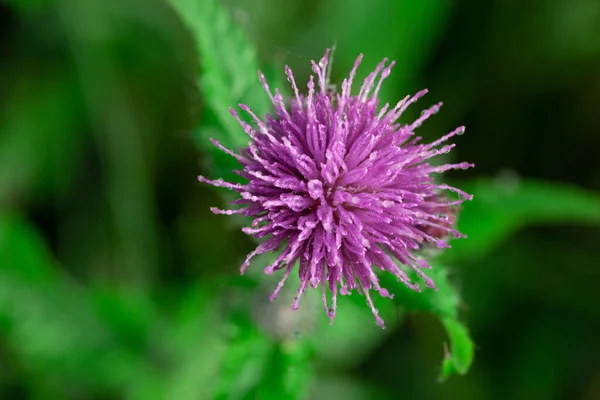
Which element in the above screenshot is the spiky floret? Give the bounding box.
[199,49,473,327]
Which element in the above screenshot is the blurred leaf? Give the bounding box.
[0,73,83,205]
[55,0,187,283]
[4,0,51,12]
[307,289,400,368]
[168,0,271,179]
[159,284,228,400]
[253,345,288,399]
[213,314,272,400]
[250,341,312,400]
[91,286,159,353]
[445,178,600,262]
[280,339,313,400]
[301,0,453,103]
[216,273,313,400]
[0,213,153,395]
[310,374,384,400]
[484,0,600,89]
[160,281,312,400]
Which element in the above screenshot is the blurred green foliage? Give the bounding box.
[0,0,599,399]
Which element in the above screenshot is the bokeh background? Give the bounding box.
[1,0,599,399]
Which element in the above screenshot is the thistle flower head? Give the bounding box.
[199,49,474,328]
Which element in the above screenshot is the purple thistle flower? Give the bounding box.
[199,49,474,328]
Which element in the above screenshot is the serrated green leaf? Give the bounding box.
[168,0,270,177]
[381,260,473,379]
[445,178,600,262]
[439,317,474,380]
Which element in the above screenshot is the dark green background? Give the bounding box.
[0,0,599,399]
